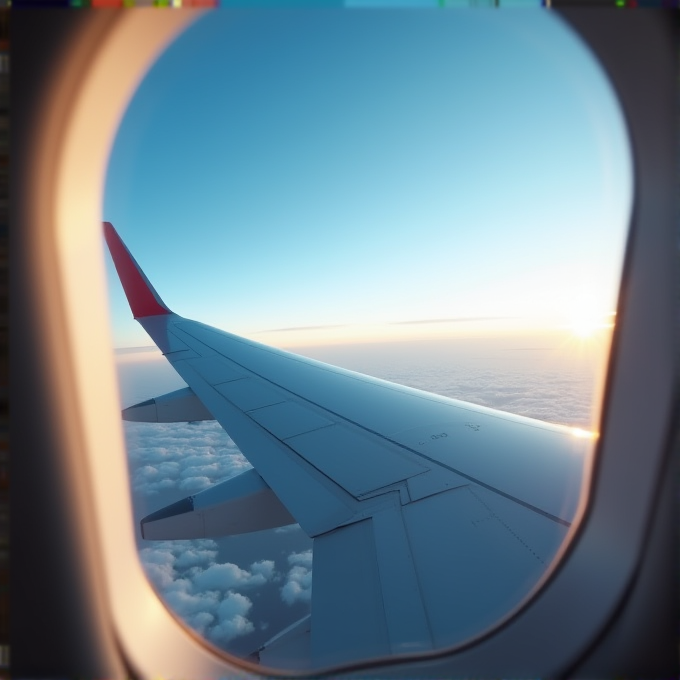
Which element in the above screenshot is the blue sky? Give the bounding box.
[104,9,631,350]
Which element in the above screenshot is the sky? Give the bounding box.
[104,8,631,350]
[104,7,632,668]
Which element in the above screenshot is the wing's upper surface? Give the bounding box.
[106,223,589,669]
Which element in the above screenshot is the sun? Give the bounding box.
[570,316,602,339]
[568,310,616,339]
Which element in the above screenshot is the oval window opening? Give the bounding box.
[105,7,632,672]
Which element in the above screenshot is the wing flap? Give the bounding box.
[141,468,296,540]
[306,483,570,666]
[311,519,391,667]
[123,387,215,423]
[371,506,432,654]
[257,615,312,670]
[402,484,568,648]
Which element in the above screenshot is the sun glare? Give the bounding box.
[568,310,616,339]
[571,427,599,440]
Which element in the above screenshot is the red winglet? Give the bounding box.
[103,222,172,318]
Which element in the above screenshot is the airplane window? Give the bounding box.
[104,8,631,671]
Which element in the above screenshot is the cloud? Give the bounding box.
[139,539,276,644]
[115,345,159,355]
[125,421,309,650]
[429,368,594,426]
[281,566,312,605]
[209,593,255,644]
[281,550,313,605]
[125,420,251,496]
[287,550,312,568]
[255,324,346,333]
[287,337,599,428]
[174,546,219,570]
[390,316,511,326]
[250,560,276,580]
[373,361,594,427]
[178,476,213,492]
[193,562,268,592]
[184,610,215,636]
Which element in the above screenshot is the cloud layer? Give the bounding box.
[125,419,312,651]
[139,538,276,645]
[281,550,313,605]
[293,338,602,428]
[124,420,251,496]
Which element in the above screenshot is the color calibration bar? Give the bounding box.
[10,0,680,7]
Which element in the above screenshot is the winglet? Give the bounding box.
[103,222,172,318]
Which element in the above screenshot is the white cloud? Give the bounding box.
[125,420,251,496]
[250,560,276,580]
[281,551,313,605]
[395,364,594,427]
[142,558,177,591]
[298,340,599,428]
[178,476,213,492]
[193,562,267,592]
[287,550,312,568]
[185,611,215,636]
[138,538,276,644]
[281,566,312,605]
[174,546,218,570]
[164,582,221,618]
[125,423,292,648]
[204,593,256,644]
[218,591,253,621]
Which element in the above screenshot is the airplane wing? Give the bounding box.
[105,222,590,669]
